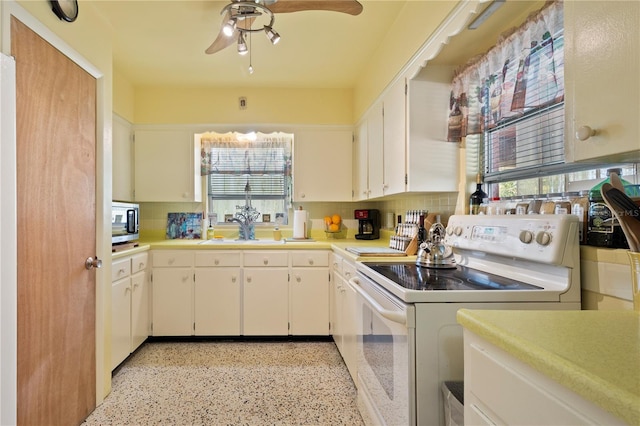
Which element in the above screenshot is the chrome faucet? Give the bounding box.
[227,179,260,240]
[227,215,256,240]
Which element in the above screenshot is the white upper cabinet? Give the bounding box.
[353,119,369,201]
[564,1,640,163]
[293,129,353,202]
[112,114,134,201]
[133,129,202,202]
[407,66,459,192]
[367,101,385,199]
[382,78,407,196]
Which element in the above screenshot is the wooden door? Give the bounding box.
[12,17,97,425]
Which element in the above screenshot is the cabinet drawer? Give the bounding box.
[131,252,148,274]
[332,253,344,275]
[291,251,330,267]
[342,260,357,281]
[243,251,288,267]
[112,258,131,282]
[195,251,241,267]
[152,251,194,267]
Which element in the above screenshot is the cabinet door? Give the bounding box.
[194,267,241,335]
[243,268,289,335]
[367,101,384,199]
[112,114,134,202]
[111,277,131,369]
[134,129,202,202]
[290,268,329,335]
[151,267,193,336]
[407,67,459,192]
[293,129,353,202]
[331,272,345,352]
[342,272,359,384]
[383,78,407,196]
[353,119,369,201]
[130,270,149,350]
[564,1,640,162]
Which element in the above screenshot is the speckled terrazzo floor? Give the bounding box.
[83,340,363,425]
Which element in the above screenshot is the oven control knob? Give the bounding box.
[454,226,463,236]
[446,226,453,236]
[536,231,552,246]
[519,230,534,244]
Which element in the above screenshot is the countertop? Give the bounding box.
[112,237,416,263]
[457,309,640,425]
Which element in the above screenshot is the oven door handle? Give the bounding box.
[349,277,407,326]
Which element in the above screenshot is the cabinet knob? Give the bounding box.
[308,259,314,265]
[139,262,145,269]
[300,193,306,198]
[247,276,252,283]
[214,259,220,265]
[576,125,597,141]
[231,276,237,283]
[263,258,269,265]
[296,275,302,283]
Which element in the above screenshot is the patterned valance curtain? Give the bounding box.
[200,131,293,177]
[447,0,564,142]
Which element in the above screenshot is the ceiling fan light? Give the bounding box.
[237,34,248,55]
[222,18,236,37]
[265,26,280,45]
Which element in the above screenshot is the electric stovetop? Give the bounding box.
[361,262,542,291]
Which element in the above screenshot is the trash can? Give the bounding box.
[442,381,464,426]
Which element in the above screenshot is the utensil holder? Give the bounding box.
[628,251,640,311]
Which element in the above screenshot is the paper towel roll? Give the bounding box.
[293,209,307,239]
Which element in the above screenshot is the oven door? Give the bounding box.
[351,272,416,426]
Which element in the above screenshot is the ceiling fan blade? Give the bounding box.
[205,11,256,54]
[205,11,235,54]
[267,0,363,16]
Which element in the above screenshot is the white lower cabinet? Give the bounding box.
[290,251,330,335]
[463,329,625,425]
[330,253,358,383]
[244,267,289,335]
[194,251,242,335]
[152,267,194,336]
[151,249,330,337]
[111,252,149,370]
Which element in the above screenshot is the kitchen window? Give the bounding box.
[448,1,588,195]
[199,132,293,225]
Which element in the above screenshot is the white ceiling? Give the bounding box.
[91,1,544,89]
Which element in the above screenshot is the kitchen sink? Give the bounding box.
[198,239,285,245]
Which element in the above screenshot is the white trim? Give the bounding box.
[0,51,17,426]
[1,0,110,413]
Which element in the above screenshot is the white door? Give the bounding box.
[290,268,329,335]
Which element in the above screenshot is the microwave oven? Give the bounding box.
[112,201,139,244]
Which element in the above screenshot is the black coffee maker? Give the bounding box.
[355,209,381,240]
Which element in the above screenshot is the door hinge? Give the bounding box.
[405,174,408,184]
[405,82,408,95]
[193,322,196,332]
[150,272,153,283]
[288,273,290,282]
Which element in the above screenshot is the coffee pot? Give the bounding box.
[416,222,456,268]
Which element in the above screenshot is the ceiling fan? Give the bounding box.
[205,0,363,55]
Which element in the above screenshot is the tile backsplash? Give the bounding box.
[139,192,460,237]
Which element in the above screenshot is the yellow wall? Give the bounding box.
[353,1,458,120]
[113,66,135,122]
[133,86,353,125]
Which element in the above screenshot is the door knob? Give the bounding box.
[85,256,102,270]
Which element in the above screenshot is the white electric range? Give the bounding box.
[350,214,581,426]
